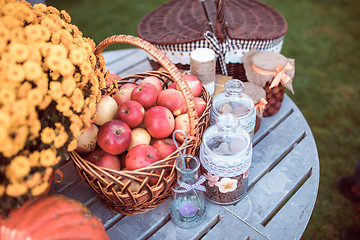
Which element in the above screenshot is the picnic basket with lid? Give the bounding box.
[137,0,288,82]
[69,35,212,215]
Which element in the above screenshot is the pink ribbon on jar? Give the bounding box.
[254,98,268,115]
[252,62,294,89]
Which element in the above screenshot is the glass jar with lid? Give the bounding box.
[210,79,256,136]
[199,113,252,205]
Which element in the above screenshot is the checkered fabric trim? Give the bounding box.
[152,33,285,75]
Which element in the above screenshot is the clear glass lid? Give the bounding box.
[212,79,255,118]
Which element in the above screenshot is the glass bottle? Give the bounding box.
[169,154,206,228]
[200,113,252,205]
[210,79,256,136]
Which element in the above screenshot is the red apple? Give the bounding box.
[86,149,121,170]
[94,95,118,126]
[144,106,175,138]
[174,114,190,143]
[97,120,132,155]
[128,127,151,150]
[131,82,158,110]
[194,96,207,117]
[142,76,163,92]
[152,138,179,160]
[112,83,137,106]
[177,74,203,97]
[117,100,145,128]
[126,144,160,170]
[168,82,177,89]
[157,89,187,116]
[75,123,98,153]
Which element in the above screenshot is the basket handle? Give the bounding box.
[203,0,227,43]
[215,0,227,42]
[94,35,199,137]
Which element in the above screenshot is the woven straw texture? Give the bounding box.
[137,0,288,81]
[70,35,212,215]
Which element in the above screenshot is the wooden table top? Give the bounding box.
[51,48,319,240]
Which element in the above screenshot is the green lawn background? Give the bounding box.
[46,0,360,239]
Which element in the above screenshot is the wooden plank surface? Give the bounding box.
[51,49,319,240]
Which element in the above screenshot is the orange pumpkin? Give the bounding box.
[0,195,109,240]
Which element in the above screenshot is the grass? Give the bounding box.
[46,0,360,239]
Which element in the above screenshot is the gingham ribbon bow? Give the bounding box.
[204,31,234,76]
[173,175,206,193]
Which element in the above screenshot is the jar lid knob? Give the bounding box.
[216,113,239,132]
[225,79,244,96]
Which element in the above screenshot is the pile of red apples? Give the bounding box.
[75,74,207,182]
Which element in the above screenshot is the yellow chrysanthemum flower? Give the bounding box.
[62,76,76,96]
[49,44,67,59]
[24,25,45,42]
[69,48,85,65]
[9,27,25,42]
[60,10,71,22]
[80,61,92,75]
[17,82,32,98]
[67,139,78,152]
[6,63,25,82]
[56,96,72,113]
[58,59,75,76]
[26,172,42,189]
[38,95,52,110]
[49,81,63,100]
[41,127,56,144]
[31,181,49,196]
[27,114,41,140]
[6,182,28,197]
[40,148,58,167]
[24,60,43,81]
[45,55,61,71]
[6,156,31,181]
[71,88,84,112]
[28,150,40,167]
[9,42,29,63]
[0,89,16,105]
[27,88,44,106]
[54,130,68,149]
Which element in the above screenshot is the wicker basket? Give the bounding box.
[137,0,288,81]
[69,35,212,215]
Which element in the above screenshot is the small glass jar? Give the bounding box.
[169,154,206,228]
[200,113,252,205]
[210,79,256,136]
